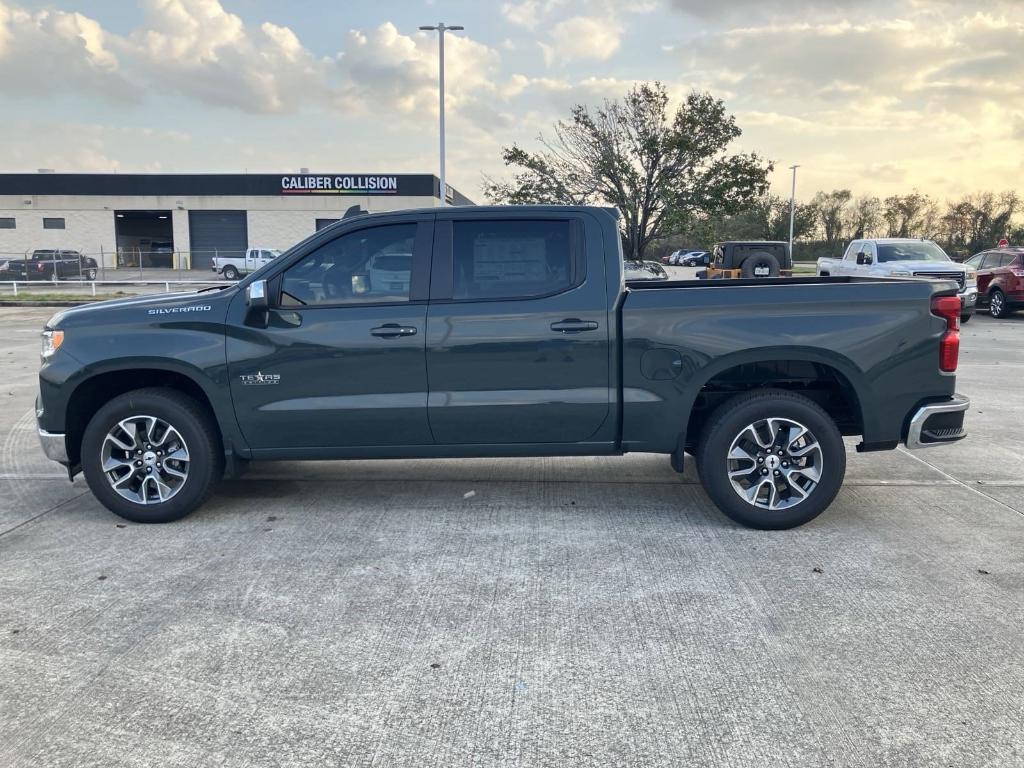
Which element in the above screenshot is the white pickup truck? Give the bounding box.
[211,248,282,280]
[817,238,978,322]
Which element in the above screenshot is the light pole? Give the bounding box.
[419,22,463,206]
[788,164,800,256]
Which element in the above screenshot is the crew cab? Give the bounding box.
[36,206,969,530]
[817,238,977,322]
[211,247,282,280]
[1,250,98,281]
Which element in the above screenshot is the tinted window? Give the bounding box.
[452,219,573,300]
[964,253,984,268]
[280,223,415,307]
[43,218,65,230]
[877,242,949,263]
[978,253,998,269]
[0,218,14,229]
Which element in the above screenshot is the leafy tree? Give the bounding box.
[941,192,1019,255]
[846,196,883,240]
[811,189,851,251]
[748,194,818,241]
[883,192,939,239]
[483,82,773,260]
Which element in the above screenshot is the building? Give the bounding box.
[0,172,472,270]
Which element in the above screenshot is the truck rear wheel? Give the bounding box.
[696,389,846,529]
[81,388,223,523]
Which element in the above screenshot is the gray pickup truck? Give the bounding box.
[36,206,968,529]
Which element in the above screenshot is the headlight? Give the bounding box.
[890,270,912,277]
[965,267,977,279]
[41,329,64,361]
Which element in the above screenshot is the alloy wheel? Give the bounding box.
[100,415,190,504]
[991,292,1005,317]
[726,417,823,511]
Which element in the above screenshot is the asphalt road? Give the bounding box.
[1,305,1022,767]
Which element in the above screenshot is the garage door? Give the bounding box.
[188,211,247,269]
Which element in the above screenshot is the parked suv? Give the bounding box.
[963,247,1024,318]
[817,239,977,322]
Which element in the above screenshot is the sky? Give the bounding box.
[0,0,1021,202]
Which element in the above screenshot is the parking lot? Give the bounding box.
[1,304,1022,767]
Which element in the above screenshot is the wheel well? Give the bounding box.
[65,370,217,466]
[684,360,862,451]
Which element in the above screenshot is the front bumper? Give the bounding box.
[37,428,69,464]
[904,394,969,449]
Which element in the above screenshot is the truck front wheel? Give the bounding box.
[696,389,846,529]
[222,265,239,280]
[81,388,223,523]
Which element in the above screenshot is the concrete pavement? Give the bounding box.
[0,305,1022,767]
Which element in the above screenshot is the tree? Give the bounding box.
[846,196,882,240]
[483,82,773,260]
[941,192,1019,255]
[748,194,818,241]
[812,189,851,252]
[883,192,938,238]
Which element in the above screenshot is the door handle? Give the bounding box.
[370,324,418,338]
[550,319,599,333]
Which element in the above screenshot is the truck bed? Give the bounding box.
[619,274,958,454]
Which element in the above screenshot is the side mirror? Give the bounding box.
[856,252,873,265]
[701,253,711,265]
[351,274,369,295]
[246,279,268,309]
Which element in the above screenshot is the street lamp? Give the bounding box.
[788,164,800,256]
[419,22,464,206]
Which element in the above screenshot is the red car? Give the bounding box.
[964,247,1024,318]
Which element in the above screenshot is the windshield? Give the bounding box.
[877,242,950,263]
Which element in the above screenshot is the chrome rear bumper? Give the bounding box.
[905,395,969,449]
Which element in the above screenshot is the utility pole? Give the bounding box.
[419,22,464,206]
[788,164,800,256]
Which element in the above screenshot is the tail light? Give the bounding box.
[931,295,960,373]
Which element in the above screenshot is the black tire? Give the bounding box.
[960,313,971,324]
[81,388,223,523]
[740,252,781,278]
[85,268,97,281]
[696,389,846,530]
[989,289,1007,318]
[223,265,239,281]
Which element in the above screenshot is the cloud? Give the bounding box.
[334,22,501,125]
[123,0,328,113]
[0,2,136,100]
[543,16,621,64]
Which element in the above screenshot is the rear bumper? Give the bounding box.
[904,394,969,449]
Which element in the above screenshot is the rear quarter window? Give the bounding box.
[451,219,576,301]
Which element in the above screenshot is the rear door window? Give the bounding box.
[451,219,575,300]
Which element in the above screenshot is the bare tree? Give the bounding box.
[483,82,772,260]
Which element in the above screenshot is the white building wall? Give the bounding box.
[0,207,116,264]
[0,193,441,269]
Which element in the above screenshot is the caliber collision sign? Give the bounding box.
[280,175,400,195]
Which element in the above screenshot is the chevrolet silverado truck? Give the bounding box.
[817,238,977,322]
[36,206,969,530]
